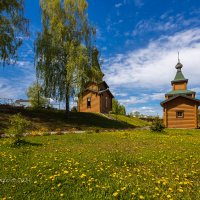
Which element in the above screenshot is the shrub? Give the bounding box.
[71,106,77,112]
[150,117,165,132]
[5,113,31,141]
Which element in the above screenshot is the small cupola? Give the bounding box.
[171,62,188,85]
[171,54,188,87]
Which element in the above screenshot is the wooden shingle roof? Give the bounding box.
[161,94,200,107]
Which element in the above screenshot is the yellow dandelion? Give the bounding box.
[178,188,183,193]
[139,195,145,199]
[168,188,173,192]
[60,194,64,197]
[57,183,61,187]
[80,173,86,178]
[113,192,119,197]
[167,195,171,198]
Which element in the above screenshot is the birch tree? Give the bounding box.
[35,0,102,113]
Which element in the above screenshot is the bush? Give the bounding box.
[150,117,165,132]
[5,113,31,141]
[71,106,77,112]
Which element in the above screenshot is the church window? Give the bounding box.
[87,97,91,108]
[176,111,184,118]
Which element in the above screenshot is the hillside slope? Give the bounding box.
[110,114,150,127]
[0,108,140,133]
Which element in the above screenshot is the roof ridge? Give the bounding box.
[161,94,200,106]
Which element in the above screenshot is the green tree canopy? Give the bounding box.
[35,0,102,113]
[27,82,49,108]
[0,0,29,65]
[112,99,126,115]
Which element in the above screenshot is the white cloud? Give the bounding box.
[132,19,176,36]
[133,0,144,8]
[150,93,165,100]
[115,3,123,8]
[131,106,160,116]
[96,27,105,41]
[114,92,128,97]
[132,14,200,36]
[191,87,200,93]
[118,92,165,107]
[0,60,35,100]
[119,95,148,105]
[104,28,200,91]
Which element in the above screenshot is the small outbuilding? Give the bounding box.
[78,81,114,113]
[161,61,200,128]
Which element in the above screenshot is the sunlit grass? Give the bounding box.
[0,129,200,199]
[110,114,150,127]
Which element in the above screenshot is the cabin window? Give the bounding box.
[87,97,91,108]
[105,97,108,108]
[176,111,184,118]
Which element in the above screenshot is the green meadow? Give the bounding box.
[0,129,199,200]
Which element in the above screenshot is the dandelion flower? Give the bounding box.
[80,174,86,178]
[113,192,118,197]
[178,188,183,193]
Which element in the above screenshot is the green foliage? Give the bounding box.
[112,99,126,115]
[35,0,102,112]
[27,82,49,108]
[150,117,165,132]
[130,111,141,118]
[0,0,29,64]
[71,106,77,112]
[5,113,31,141]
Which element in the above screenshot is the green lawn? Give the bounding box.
[0,129,200,199]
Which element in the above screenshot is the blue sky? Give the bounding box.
[1,0,200,115]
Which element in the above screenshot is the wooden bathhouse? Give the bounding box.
[78,81,114,113]
[161,60,200,128]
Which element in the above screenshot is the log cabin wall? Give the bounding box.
[173,82,187,90]
[166,97,198,128]
[100,92,112,113]
[78,91,100,113]
[99,83,107,91]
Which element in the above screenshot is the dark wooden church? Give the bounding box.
[161,59,200,128]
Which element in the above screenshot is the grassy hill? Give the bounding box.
[1,129,200,199]
[110,114,150,127]
[0,108,149,134]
